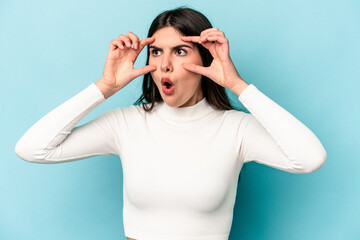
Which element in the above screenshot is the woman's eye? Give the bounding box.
[176,49,187,56]
[150,49,187,57]
[151,49,161,56]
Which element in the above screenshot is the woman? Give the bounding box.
[15,7,327,240]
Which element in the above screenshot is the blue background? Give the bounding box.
[1,0,359,239]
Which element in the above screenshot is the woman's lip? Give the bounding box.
[161,77,174,85]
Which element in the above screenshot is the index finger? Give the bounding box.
[181,27,219,42]
[138,37,156,51]
[180,36,201,43]
[200,27,219,36]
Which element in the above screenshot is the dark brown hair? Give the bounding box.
[133,6,240,112]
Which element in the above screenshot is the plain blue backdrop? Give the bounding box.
[1,0,359,239]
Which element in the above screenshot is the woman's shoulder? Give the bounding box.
[221,107,252,124]
[113,101,155,117]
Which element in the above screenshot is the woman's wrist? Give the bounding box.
[94,79,121,99]
[229,78,249,96]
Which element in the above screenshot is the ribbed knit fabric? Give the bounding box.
[15,83,327,240]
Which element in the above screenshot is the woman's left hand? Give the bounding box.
[181,27,245,91]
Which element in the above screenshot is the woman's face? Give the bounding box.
[149,26,204,108]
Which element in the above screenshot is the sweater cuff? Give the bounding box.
[88,82,106,103]
[238,84,257,102]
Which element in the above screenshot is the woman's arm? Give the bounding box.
[237,84,327,174]
[14,83,123,163]
[15,32,156,164]
[181,28,326,174]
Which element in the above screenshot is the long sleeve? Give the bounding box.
[238,84,327,174]
[14,83,122,164]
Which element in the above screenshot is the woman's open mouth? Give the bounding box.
[162,84,174,95]
[161,77,175,95]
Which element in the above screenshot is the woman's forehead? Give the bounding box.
[151,27,195,47]
[152,26,182,35]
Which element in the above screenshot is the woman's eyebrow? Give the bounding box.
[148,44,193,50]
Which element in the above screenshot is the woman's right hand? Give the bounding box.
[100,32,157,91]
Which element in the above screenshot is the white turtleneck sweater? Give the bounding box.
[15,83,327,240]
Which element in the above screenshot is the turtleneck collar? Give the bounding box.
[155,97,216,124]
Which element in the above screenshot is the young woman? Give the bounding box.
[15,7,327,240]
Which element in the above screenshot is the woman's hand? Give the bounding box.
[181,27,246,92]
[100,32,157,91]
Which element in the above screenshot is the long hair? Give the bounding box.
[133,6,245,182]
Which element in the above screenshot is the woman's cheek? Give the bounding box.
[149,60,154,69]
[149,59,157,75]
[179,60,192,75]
[150,72,158,85]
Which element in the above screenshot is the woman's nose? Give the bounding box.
[160,55,173,73]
